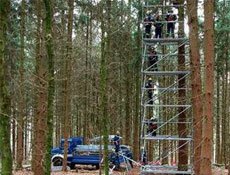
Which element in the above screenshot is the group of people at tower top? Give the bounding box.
[144,9,177,38]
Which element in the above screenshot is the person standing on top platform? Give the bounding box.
[171,0,180,6]
[165,10,177,38]
[154,15,163,38]
[144,12,154,38]
[145,77,153,104]
[148,47,158,71]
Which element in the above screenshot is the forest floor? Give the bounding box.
[13,166,229,175]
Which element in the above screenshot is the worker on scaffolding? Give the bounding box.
[148,46,158,71]
[165,10,177,38]
[171,0,180,6]
[144,12,154,38]
[154,15,163,38]
[145,77,153,104]
[140,147,147,165]
[146,117,158,136]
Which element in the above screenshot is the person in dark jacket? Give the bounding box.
[171,0,180,6]
[154,15,163,38]
[113,131,121,153]
[145,77,153,104]
[144,13,154,38]
[140,147,147,165]
[165,10,177,38]
[112,131,121,169]
[148,47,158,71]
[147,117,158,136]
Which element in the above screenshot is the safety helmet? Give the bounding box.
[147,10,151,14]
[148,77,152,81]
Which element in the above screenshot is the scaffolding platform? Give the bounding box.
[142,135,192,141]
[142,70,190,76]
[142,87,190,91]
[143,53,188,57]
[143,165,178,169]
[141,168,192,175]
[143,38,188,44]
[143,21,184,24]
[143,5,185,8]
[142,104,191,108]
[142,120,192,124]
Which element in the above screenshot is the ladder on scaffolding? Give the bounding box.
[140,1,194,175]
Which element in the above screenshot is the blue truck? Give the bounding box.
[52,144,130,169]
[51,136,133,170]
[51,137,83,156]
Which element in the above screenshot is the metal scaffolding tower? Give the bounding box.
[140,1,194,174]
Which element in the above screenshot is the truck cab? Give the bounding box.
[51,137,83,156]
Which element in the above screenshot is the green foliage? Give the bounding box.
[79,13,90,25]
[215,0,230,72]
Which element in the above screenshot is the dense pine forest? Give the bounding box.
[0,0,230,175]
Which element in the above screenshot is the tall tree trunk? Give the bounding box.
[223,42,228,166]
[63,0,74,171]
[32,1,47,174]
[16,0,25,169]
[60,8,66,141]
[200,0,214,174]
[221,72,226,164]
[187,0,203,174]
[133,0,141,160]
[101,1,109,174]
[83,9,89,142]
[177,0,188,171]
[44,0,55,174]
[0,0,13,174]
[216,70,221,163]
[124,1,131,145]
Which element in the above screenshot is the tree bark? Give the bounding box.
[200,0,214,174]
[133,0,141,161]
[177,0,188,171]
[43,0,55,174]
[124,0,132,145]
[221,72,226,164]
[32,1,47,174]
[101,1,109,174]
[63,0,74,171]
[187,0,203,174]
[0,0,13,174]
[16,0,26,169]
[216,70,221,163]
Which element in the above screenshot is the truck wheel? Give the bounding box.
[53,157,63,166]
[95,164,100,169]
[69,163,76,170]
